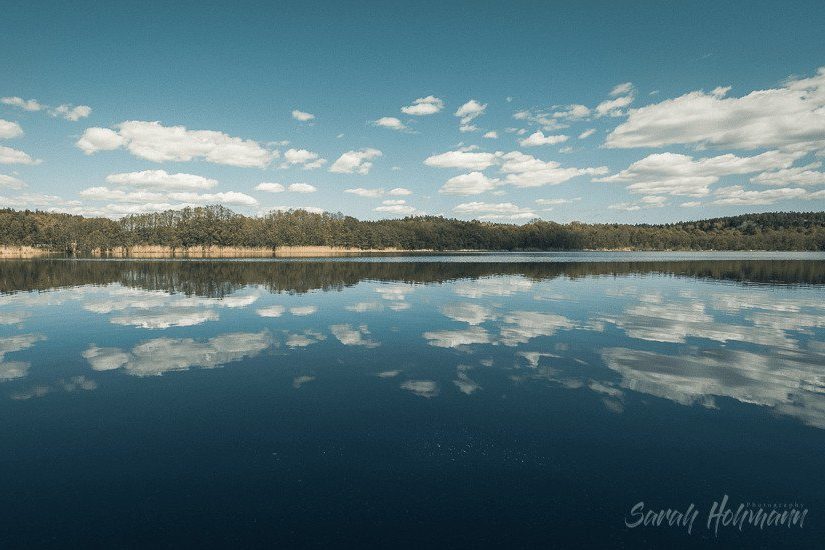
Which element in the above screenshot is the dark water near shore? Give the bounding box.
[1,254,824,548]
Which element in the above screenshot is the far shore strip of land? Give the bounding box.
[0,245,441,259]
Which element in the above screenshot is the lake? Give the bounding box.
[1,253,824,548]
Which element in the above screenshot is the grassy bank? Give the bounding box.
[93,245,428,258]
[0,245,57,258]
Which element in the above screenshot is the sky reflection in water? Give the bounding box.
[3,258,823,428]
[0,256,823,547]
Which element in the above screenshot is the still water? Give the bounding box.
[1,254,824,548]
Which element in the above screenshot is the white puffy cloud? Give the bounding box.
[0,333,46,381]
[374,199,420,215]
[106,170,218,190]
[1,97,44,111]
[483,131,498,139]
[401,96,444,116]
[608,195,669,211]
[578,128,596,139]
[256,305,285,317]
[595,94,634,117]
[453,276,533,300]
[280,148,326,170]
[0,333,45,356]
[285,329,326,348]
[0,192,87,214]
[167,191,258,206]
[329,148,382,174]
[424,150,497,170]
[76,127,124,154]
[255,182,286,193]
[455,99,487,132]
[453,201,536,220]
[439,172,499,195]
[426,150,606,189]
[80,287,258,330]
[597,297,810,347]
[607,202,641,212]
[440,303,495,325]
[292,110,315,121]
[610,82,634,96]
[76,121,275,168]
[711,185,810,205]
[751,162,825,186]
[80,187,257,207]
[596,150,803,196]
[553,104,591,120]
[0,119,23,139]
[374,284,415,302]
[344,187,411,198]
[426,144,609,190]
[345,187,384,197]
[330,324,379,347]
[400,379,439,398]
[600,345,825,428]
[0,146,41,165]
[499,151,607,187]
[519,131,569,147]
[111,310,220,329]
[287,183,316,193]
[83,331,271,376]
[0,174,25,189]
[289,306,317,316]
[606,67,825,150]
[2,97,91,121]
[0,361,30,381]
[640,195,668,207]
[535,197,580,206]
[346,302,383,313]
[81,346,130,371]
[513,108,572,131]
[423,326,491,348]
[50,104,92,121]
[454,371,482,395]
[498,311,575,346]
[373,117,409,131]
[80,187,166,203]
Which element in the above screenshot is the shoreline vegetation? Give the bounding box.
[1,206,824,257]
[0,245,430,259]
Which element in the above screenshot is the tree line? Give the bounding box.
[1,206,824,253]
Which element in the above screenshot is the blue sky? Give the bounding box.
[1,0,824,223]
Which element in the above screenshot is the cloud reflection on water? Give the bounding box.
[1,262,823,430]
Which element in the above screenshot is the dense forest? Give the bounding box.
[1,206,824,253]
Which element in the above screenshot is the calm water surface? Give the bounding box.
[1,253,824,548]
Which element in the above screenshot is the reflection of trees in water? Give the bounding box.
[1,259,823,296]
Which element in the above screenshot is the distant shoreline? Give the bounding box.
[3,208,824,255]
[1,245,446,259]
[2,244,822,259]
